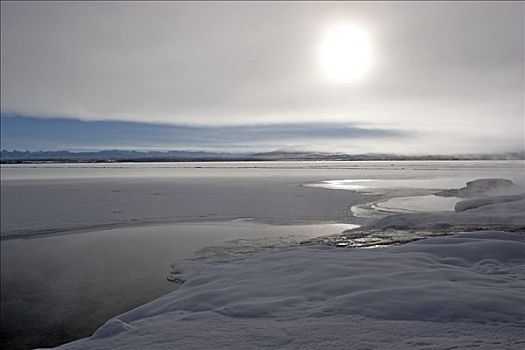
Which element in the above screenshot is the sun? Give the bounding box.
[318,22,374,84]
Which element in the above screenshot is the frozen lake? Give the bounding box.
[1,160,524,349]
[2,160,523,239]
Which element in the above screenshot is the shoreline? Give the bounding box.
[0,216,364,242]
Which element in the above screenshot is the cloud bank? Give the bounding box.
[1,116,408,153]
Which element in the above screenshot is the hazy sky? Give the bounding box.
[1,1,523,154]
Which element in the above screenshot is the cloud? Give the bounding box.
[1,2,523,153]
[0,115,409,152]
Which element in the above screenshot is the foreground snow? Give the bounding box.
[53,230,525,350]
[49,178,525,349]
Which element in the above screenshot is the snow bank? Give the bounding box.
[54,231,525,350]
[454,193,525,212]
[372,195,459,213]
[435,178,517,198]
[369,198,525,230]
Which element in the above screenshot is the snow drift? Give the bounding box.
[368,198,525,231]
[53,230,525,350]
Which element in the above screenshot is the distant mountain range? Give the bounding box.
[0,149,242,162]
[1,149,524,163]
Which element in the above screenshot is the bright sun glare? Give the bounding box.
[318,22,374,84]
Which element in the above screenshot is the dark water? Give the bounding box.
[0,221,353,349]
[1,225,180,349]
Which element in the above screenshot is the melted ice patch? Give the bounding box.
[351,195,461,219]
[374,195,461,213]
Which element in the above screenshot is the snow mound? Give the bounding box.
[454,193,525,212]
[55,231,525,349]
[92,319,136,339]
[435,178,516,198]
[369,198,525,230]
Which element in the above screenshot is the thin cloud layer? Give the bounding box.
[1,2,523,153]
[1,116,407,153]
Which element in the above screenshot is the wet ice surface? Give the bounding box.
[306,178,525,249]
[308,179,525,248]
[184,223,359,264]
[305,177,472,193]
[310,174,525,224]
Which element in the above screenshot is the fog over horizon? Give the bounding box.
[1,1,523,154]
